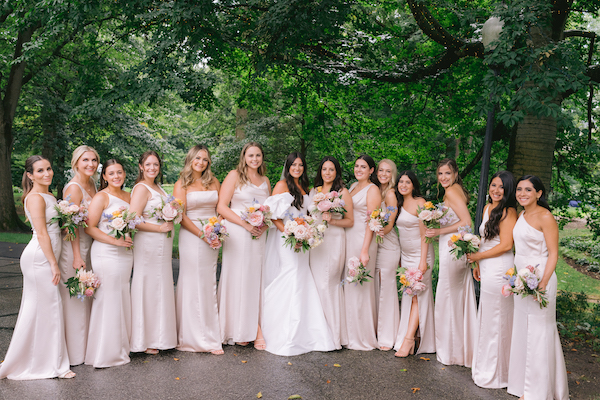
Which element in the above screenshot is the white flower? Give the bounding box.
[369,219,383,232]
[463,233,474,241]
[317,224,327,233]
[472,236,481,246]
[68,204,80,213]
[418,209,433,221]
[162,204,178,221]
[294,225,310,240]
[313,192,327,202]
[514,275,525,291]
[111,217,126,231]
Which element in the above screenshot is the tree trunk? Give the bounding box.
[507,114,556,189]
[235,108,247,139]
[0,122,28,231]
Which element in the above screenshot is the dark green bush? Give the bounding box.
[556,291,600,350]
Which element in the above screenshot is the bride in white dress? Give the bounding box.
[261,153,336,356]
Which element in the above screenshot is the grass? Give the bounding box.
[558,228,600,298]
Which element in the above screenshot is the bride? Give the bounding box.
[261,152,336,356]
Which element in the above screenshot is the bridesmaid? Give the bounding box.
[374,159,400,351]
[84,159,134,368]
[217,142,271,349]
[309,156,353,349]
[425,158,477,367]
[57,145,98,366]
[344,154,381,350]
[129,150,177,355]
[173,145,223,355]
[507,176,568,400]
[467,171,517,388]
[394,171,436,357]
[0,156,74,380]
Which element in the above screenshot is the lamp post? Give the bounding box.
[474,17,503,231]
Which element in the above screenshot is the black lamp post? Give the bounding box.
[475,17,503,231]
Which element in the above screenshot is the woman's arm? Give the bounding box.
[425,185,472,238]
[469,207,517,263]
[27,194,61,285]
[270,180,289,233]
[539,210,559,291]
[324,188,354,228]
[216,171,264,237]
[64,183,85,269]
[84,192,133,247]
[381,190,398,235]
[130,184,173,234]
[360,185,382,265]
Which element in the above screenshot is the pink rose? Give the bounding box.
[413,282,426,292]
[329,191,339,198]
[317,200,333,212]
[501,284,513,297]
[418,209,433,221]
[347,257,361,270]
[313,192,327,202]
[405,288,413,296]
[162,204,178,221]
[348,268,357,277]
[248,211,264,227]
[294,224,310,240]
[85,287,95,297]
[68,204,80,213]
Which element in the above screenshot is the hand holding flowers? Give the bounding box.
[51,196,89,241]
[448,225,481,268]
[103,206,143,250]
[501,265,548,309]
[240,200,273,239]
[397,265,428,296]
[282,215,326,253]
[418,202,451,243]
[199,216,229,249]
[309,188,347,219]
[368,206,396,244]
[150,195,184,238]
[65,269,100,301]
[343,256,373,286]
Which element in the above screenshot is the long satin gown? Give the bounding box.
[130,183,177,352]
[375,201,400,349]
[0,193,70,380]
[218,181,270,344]
[472,209,514,388]
[394,207,436,354]
[343,183,378,350]
[85,193,134,368]
[507,214,569,399]
[261,193,337,356]
[434,206,477,367]
[308,189,348,349]
[176,190,222,352]
[57,181,93,365]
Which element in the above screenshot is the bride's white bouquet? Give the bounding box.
[282,215,327,253]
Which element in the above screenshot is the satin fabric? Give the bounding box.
[261,193,336,356]
[130,183,177,352]
[343,183,378,350]
[176,190,222,352]
[374,201,400,349]
[57,181,93,365]
[394,207,436,354]
[0,194,70,380]
[471,209,514,388]
[507,214,569,399]
[308,188,348,349]
[218,181,270,344]
[434,206,477,367]
[85,193,133,368]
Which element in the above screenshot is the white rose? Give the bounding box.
[313,192,327,202]
[294,225,310,240]
[472,236,481,246]
[317,224,327,233]
[111,217,126,231]
[68,204,80,213]
[463,233,474,241]
[418,209,433,221]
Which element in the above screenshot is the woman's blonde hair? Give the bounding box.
[236,142,266,187]
[378,159,397,201]
[71,145,100,182]
[179,145,215,189]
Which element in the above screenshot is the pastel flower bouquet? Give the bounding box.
[501,265,548,309]
[51,196,89,241]
[240,200,273,239]
[448,225,481,268]
[343,256,373,286]
[199,216,229,249]
[417,201,451,243]
[309,187,347,218]
[65,269,100,301]
[368,206,396,244]
[397,266,427,296]
[150,195,184,238]
[103,206,143,250]
[282,215,327,253]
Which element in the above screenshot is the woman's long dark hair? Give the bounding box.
[517,175,551,211]
[283,152,310,210]
[437,158,470,202]
[484,170,517,240]
[136,150,163,184]
[22,155,49,205]
[356,154,380,188]
[100,159,125,190]
[313,156,345,192]
[395,170,423,214]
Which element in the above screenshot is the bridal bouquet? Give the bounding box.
[343,256,373,286]
[501,265,548,309]
[397,266,427,296]
[51,196,89,241]
[240,200,273,239]
[448,225,481,268]
[309,187,347,218]
[282,216,326,253]
[198,216,229,249]
[368,207,396,244]
[150,195,184,238]
[103,206,143,250]
[65,269,101,301]
[417,202,451,243]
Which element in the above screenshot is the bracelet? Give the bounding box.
[197,230,203,239]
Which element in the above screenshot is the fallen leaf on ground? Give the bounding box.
[567,371,572,374]
[143,360,149,363]
[419,357,430,361]
[326,380,331,384]
[175,377,180,380]
[174,358,179,361]
[576,381,580,385]
[333,364,341,367]
[571,349,577,352]
[242,360,248,363]
[288,395,302,399]
[288,362,292,365]
[257,392,263,398]
[411,388,420,393]
[591,354,598,357]
[399,369,407,372]
[324,364,328,366]
[441,368,446,370]
[233,354,237,356]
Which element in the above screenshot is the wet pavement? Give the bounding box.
[0,243,516,400]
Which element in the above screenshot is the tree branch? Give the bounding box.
[563,30,596,39]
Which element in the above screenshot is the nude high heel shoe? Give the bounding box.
[394,337,415,358]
